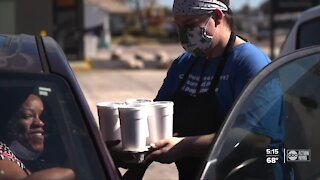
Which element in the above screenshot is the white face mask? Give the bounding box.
[177,17,213,57]
[10,140,41,160]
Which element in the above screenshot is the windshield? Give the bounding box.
[0,73,106,179]
[202,51,320,180]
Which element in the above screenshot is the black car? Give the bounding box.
[0,34,119,180]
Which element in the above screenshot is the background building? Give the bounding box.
[0,0,84,60]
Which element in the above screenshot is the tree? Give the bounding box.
[240,4,251,15]
[260,1,271,14]
[125,0,147,33]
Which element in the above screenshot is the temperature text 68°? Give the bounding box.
[266,157,279,164]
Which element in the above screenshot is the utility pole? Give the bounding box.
[270,0,275,59]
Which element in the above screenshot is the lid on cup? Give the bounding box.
[125,98,153,105]
[149,101,174,115]
[97,101,126,109]
[150,101,174,107]
[118,104,149,120]
[118,104,147,111]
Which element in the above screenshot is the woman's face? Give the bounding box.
[15,94,45,153]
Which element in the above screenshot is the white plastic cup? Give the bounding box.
[125,98,153,145]
[147,101,174,144]
[96,101,125,142]
[118,105,149,152]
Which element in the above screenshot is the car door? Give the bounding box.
[200,46,320,180]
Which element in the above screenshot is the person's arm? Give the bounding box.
[121,134,215,180]
[154,60,178,101]
[0,160,28,179]
[25,168,74,180]
[144,134,215,164]
[154,53,192,101]
[0,160,75,180]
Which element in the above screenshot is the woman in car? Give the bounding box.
[0,91,74,179]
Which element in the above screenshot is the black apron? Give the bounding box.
[173,32,236,180]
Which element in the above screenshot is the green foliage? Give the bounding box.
[260,1,271,14]
[125,26,144,36]
[147,26,167,38]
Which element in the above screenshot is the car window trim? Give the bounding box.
[35,35,50,73]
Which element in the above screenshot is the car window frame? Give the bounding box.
[0,71,112,179]
[41,35,121,180]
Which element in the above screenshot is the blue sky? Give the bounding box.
[160,0,266,10]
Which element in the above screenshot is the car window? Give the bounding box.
[201,49,320,180]
[0,73,106,179]
[298,18,320,49]
[0,35,42,72]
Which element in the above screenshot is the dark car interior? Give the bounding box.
[0,73,107,179]
[0,85,69,169]
[282,59,320,180]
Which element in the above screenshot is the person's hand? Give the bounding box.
[0,161,74,180]
[144,137,184,164]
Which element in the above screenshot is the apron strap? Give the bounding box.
[207,32,236,96]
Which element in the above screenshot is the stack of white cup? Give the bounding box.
[124,99,153,151]
[147,101,174,144]
[96,101,125,142]
[97,99,174,153]
[118,104,149,152]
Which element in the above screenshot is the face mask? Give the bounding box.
[178,18,213,57]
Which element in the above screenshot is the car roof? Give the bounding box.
[0,34,43,73]
[279,5,320,57]
[295,5,320,23]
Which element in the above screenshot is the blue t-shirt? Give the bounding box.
[155,42,271,120]
[155,41,291,179]
[155,42,291,179]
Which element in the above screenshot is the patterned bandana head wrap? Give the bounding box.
[173,0,228,15]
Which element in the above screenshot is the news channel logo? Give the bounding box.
[286,149,311,162]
